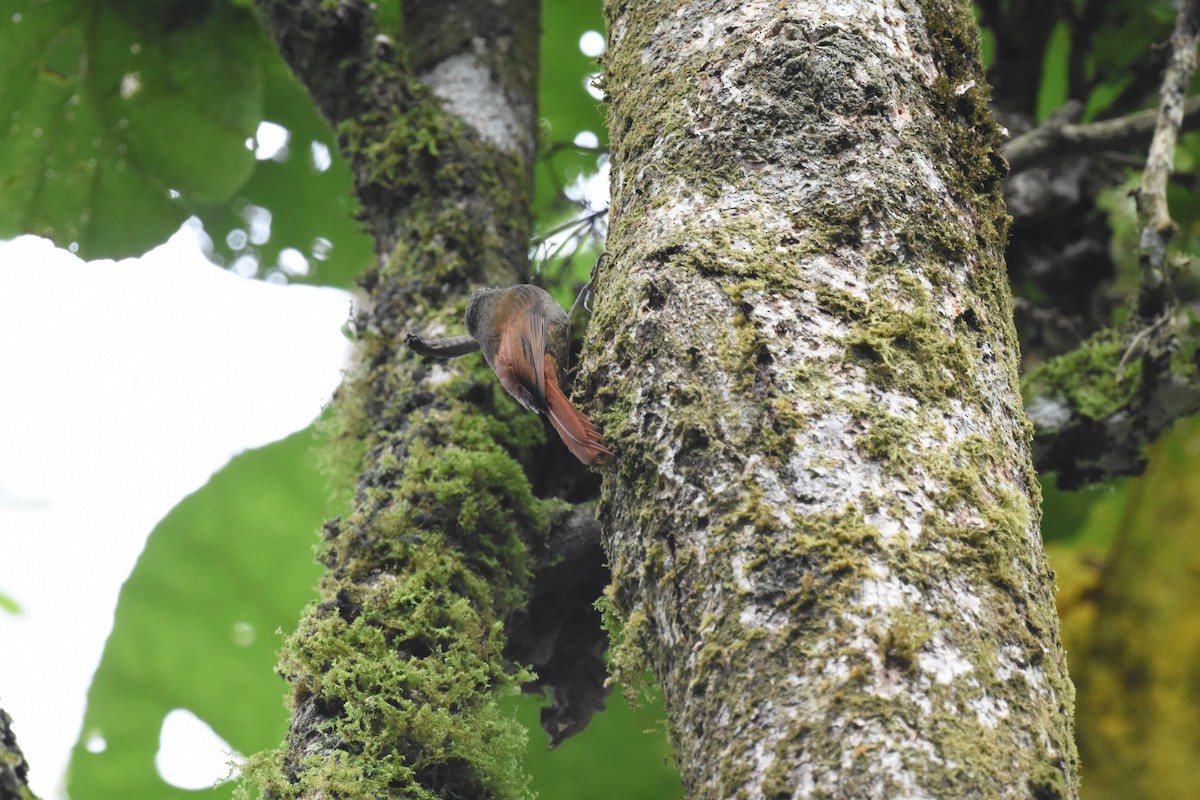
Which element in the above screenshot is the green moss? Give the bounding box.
[1023,327,1140,421]
[844,300,973,401]
[881,610,933,673]
[277,262,554,800]
[856,410,921,467]
[244,433,546,800]
[918,0,1006,197]
[597,586,652,694]
[1171,322,1200,379]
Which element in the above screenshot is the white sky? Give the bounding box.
[0,226,353,798]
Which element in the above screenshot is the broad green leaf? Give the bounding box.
[1079,0,1173,121]
[1,0,263,257]
[1080,76,1131,123]
[190,59,374,288]
[66,429,329,800]
[0,0,370,287]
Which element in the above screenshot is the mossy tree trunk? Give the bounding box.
[582,1,1079,797]
[245,1,547,798]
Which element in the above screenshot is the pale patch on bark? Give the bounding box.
[421,54,528,154]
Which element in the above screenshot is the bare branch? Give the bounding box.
[1001,95,1200,173]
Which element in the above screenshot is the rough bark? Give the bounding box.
[583,1,1078,797]
[243,2,552,798]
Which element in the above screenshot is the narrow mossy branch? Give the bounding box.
[1025,319,1200,489]
[241,2,574,798]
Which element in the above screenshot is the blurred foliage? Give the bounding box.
[513,688,682,800]
[2,0,369,288]
[1047,417,1200,800]
[536,1,607,222]
[978,0,1178,121]
[1,0,258,256]
[0,592,21,616]
[186,56,374,288]
[533,1,610,300]
[1036,21,1072,123]
[0,0,608,291]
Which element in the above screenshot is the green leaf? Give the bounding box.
[1080,76,1131,122]
[1040,472,1131,546]
[1,0,264,257]
[191,58,374,288]
[1035,21,1070,124]
[0,591,22,616]
[66,429,329,800]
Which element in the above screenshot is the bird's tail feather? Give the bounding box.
[543,360,610,465]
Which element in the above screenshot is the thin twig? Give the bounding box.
[530,207,609,245]
[1115,313,1169,383]
[567,253,607,321]
[1135,0,1200,318]
[542,140,610,158]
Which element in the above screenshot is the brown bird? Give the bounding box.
[465,285,610,465]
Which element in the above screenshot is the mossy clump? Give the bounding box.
[1023,327,1140,422]
[596,585,653,697]
[238,439,547,800]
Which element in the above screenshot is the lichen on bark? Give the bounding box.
[585,0,1078,796]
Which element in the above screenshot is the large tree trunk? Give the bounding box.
[583,1,1079,797]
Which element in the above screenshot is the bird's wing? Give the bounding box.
[493,287,548,412]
